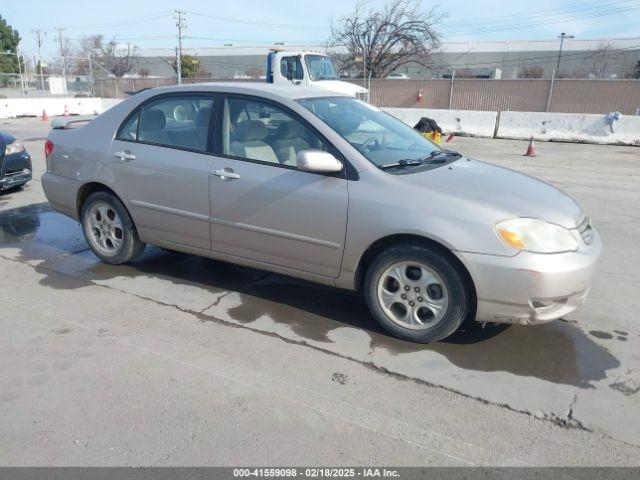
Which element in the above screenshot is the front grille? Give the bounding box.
[3,168,26,178]
[576,215,593,245]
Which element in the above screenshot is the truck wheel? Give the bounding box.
[364,242,471,343]
[81,191,145,264]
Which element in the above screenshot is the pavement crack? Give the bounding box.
[198,291,231,313]
[4,252,637,448]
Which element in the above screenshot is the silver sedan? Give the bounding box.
[41,83,601,343]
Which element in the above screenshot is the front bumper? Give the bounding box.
[0,168,32,190]
[455,228,602,325]
[0,152,32,190]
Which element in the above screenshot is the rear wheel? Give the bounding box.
[364,243,471,343]
[81,191,145,264]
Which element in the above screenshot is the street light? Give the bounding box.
[556,33,575,76]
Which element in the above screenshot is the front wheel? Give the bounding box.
[364,243,472,343]
[81,191,146,264]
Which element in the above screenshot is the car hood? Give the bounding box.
[312,80,367,96]
[398,157,583,228]
[0,131,16,147]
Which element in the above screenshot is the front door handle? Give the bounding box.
[113,151,136,161]
[211,168,240,180]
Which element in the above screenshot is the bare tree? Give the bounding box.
[329,0,441,78]
[518,65,544,79]
[587,41,614,79]
[82,35,138,77]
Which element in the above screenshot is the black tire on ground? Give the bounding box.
[80,191,146,264]
[363,242,472,343]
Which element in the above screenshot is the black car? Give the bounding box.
[0,131,32,191]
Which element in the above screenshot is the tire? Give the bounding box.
[80,191,146,264]
[364,242,472,343]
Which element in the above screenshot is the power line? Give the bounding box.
[60,11,172,30]
[184,10,327,31]
[444,2,640,37]
[442,0,639,28]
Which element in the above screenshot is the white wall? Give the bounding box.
[497,112,640,146]
[383,107,498,138]
[0,98,103,119]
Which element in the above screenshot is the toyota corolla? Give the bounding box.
[41,84,601,343]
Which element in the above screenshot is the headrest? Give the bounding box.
[276,121,304,139]
[140,109,166,131]
[234,120,267,141]
[195,107,211,127]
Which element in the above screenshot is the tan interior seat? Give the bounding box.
[230,120,278,163]
[273,121,310,166]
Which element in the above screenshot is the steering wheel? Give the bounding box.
[359,137,380,152]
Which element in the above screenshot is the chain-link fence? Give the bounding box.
[3,67,639,115]
[354,78,640,115]
[0,73,93,98]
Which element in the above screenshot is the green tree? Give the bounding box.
[172,54,201,78]
[0,15,21,73]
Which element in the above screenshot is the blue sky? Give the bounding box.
[4,0,640,58]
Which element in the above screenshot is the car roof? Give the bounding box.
[140,82,350,102]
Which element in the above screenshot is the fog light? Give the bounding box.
[23,168,31,175]
[531,299,554,309]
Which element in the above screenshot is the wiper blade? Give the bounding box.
[378,159,425,170]
[423,149,461,160]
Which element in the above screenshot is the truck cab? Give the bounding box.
[266,50,369,102]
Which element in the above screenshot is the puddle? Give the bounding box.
[0,204,621,388]
[0,203,87,261]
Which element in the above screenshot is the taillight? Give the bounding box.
[45,139,54,158]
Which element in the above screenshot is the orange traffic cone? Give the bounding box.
[445,133,454,143]
[63,104,69,117]
[41,109,49,121]
[523,136,536,157]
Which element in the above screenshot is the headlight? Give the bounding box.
[496,218,579,253]
[5,140,25,156]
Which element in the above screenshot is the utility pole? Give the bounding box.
[32,28,46,91]
[361,32,367,91]
[16,51,26,95]
[55,27,67,80]
[174,10,186,85]
[555,32,574,77]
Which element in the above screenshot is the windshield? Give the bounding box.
[298,97,441,167]
[304,55,338,81]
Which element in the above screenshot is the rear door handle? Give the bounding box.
[211,168,240,180]
[113,151,136,161]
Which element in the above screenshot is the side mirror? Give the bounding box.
[296,150,343,173]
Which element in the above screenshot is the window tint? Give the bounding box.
[117,112,139,140]
[222,97,326,167]
[136,95,215,152]
[280,56,304,81]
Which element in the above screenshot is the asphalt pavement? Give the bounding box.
[1,117,639,465]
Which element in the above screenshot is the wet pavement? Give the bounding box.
[1,200,638,445]
[1,118,639,449]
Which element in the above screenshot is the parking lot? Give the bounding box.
[1,117,639,465]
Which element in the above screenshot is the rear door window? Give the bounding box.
[121,95,216,152]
